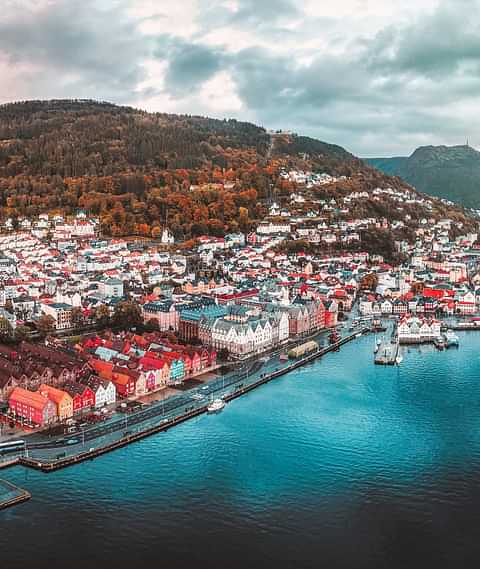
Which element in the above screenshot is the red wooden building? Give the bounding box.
[9,386,57,426]
[64,383,96,414]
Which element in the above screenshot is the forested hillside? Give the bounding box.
[0,99,270,175]
[0,100,475,242]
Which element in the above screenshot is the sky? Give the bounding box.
[0,0,478,156]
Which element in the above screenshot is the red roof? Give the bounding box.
[10,387,49,411]
[423,288,445,299]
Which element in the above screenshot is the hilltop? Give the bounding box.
[0,99,475,249]
[366,145,480,208]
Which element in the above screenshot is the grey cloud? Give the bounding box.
[229,0,300,26]
[155,36,225,93]
[199,0,302,31]
[368,0,480,77]
[1,0,480,156]
[215,0,480,154]
[0,0,150,102]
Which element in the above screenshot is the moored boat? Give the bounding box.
[207,398,225,413]
[445,330,459,348]
[329,331,340,344]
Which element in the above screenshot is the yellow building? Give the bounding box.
[39,383,74,421]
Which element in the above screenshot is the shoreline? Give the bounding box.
[2,329,368,476]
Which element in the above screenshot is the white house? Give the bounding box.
[397,315,441,343]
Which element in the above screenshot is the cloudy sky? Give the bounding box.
[0,0,478,156]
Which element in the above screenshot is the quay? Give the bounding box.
[0,478,30,510]
[375,341,399,365]
[0,457,20,470]
[450,323,480,331]
[15,329,368,473]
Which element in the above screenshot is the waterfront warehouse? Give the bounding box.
[288,340,319,359]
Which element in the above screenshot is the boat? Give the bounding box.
[207,399,225,413]
[373,345,379,354]
[329,331,340,344]
[445,330,459,348]
[434,337,445,350]
[395,355,403,365]
[279,354,289,362]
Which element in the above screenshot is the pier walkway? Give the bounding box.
[0,478,30,510]
[374,341,399,365]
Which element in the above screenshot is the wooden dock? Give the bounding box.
[374,341,399,365]
[450,323,480,331]
[0,479,31,510]
[0,457,20,470]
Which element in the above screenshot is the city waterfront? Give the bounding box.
[2,331,480,568]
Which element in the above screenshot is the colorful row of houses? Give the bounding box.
[81,332,218,394]
[8,377,116,426]
[360,289,477,317]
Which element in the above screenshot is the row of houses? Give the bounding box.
[81,331,218,395]
[397,316,442,344]
[9,378,116,426]
[360,290,477,317]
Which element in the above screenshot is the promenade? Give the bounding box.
[0,328,366,474]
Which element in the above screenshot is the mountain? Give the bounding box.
[0,99,475,251]
[366,145,480,208]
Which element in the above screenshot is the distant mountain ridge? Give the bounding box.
[366,145,480,208]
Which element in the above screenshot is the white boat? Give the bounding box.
[395,355,403,365]
[207,398,225,413]
[445,330,459,347]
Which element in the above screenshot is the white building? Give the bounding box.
[397,316,441,344]
[41,302,74,330]
[99,278,124,298]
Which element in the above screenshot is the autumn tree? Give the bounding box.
[112,300,142,328]
[145,318,160,332]
[71,307,84,327]
[410,282,424,295]
[36,314,56,336]
[14,325,32,342]
[360,273,379,291]
[95,304,111,326]
[0,317,13,340]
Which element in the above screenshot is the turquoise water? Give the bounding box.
[2,333,480,568]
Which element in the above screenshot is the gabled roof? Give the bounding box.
[10,386,50,411]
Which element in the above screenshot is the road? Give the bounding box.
[0,326,338,464]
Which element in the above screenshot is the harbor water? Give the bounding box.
[2,332,480,568]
